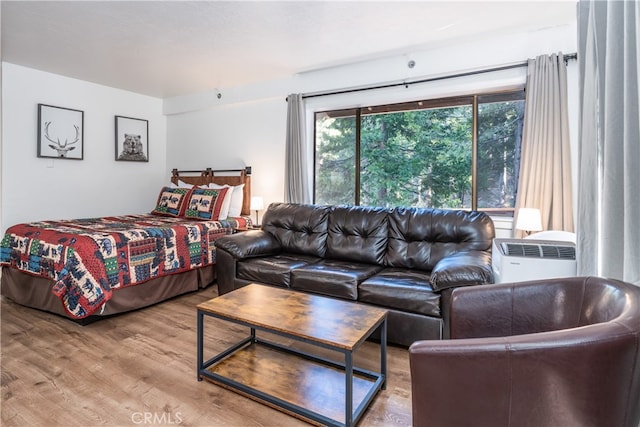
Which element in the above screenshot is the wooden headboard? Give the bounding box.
[170,167,252,216]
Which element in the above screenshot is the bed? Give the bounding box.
[0,167,252,323]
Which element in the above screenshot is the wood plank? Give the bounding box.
[1,285,412,426]
[198,284,388,350]
[206,343,375,424]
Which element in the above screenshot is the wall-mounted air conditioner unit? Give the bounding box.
[492,238,577,283]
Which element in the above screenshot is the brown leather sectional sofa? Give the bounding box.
[214,202,495,346]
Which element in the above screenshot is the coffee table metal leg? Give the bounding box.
[197,309,204,381]
[345,351,353,427]
[381,317,387,390]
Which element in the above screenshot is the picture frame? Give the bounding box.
[37,104,84,160]
[115,116,149,162]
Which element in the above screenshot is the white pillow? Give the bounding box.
[169,180,196,189]
[208,183,232,220]
[227,184,245,217]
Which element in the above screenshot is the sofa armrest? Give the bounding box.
[214,230,281,259]
[429,251,492,291]
[409,318,638,427]
[409,337,514,427]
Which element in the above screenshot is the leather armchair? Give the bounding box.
[409,276,640,427]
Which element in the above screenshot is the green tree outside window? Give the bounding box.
[315,91,524,214]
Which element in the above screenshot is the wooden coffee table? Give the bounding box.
[196,283,388,427]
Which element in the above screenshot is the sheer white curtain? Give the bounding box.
[577,1,640,284]
[284,94,312,204]
[513,53,574,238]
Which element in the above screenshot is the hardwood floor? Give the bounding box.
[1,285,413,427]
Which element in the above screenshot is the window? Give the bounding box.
[314,90,525,215]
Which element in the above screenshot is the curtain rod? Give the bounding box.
[300,52,577,100]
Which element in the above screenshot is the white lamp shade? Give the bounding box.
[250,196,264,211]
[515,208,543,232]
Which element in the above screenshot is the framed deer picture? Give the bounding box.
[37,104,84,160]
[115,116,148,162]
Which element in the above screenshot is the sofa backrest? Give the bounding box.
[261,203,494,270]
[261,203,330,257]
[448,276,638,337]
[326,205,389,264]
[385,207,494,271]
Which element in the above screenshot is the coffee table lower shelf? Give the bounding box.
[197,327,386,427]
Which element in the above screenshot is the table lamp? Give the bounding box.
[250,196,264,227]
[515,207,542,236]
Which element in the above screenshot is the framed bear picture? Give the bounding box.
[115,116,149,162]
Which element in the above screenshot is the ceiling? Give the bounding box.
[1,1,577,99]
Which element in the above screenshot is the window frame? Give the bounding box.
[313,87,526,215]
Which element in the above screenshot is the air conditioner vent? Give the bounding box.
[500,242,576,260]
[541,245,576,259]
[503,243,540,257]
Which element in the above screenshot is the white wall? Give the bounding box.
[1,25,577,231]
[167,98,286,217]
[1,63,167,230]
[0,5,3,237]
[165,24,579,228]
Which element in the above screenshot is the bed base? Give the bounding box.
[1,266,215,325]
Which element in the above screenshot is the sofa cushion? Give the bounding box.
[360,268,441,317]
[327,205,388,264]
[291,259,383,300]
[237,254,321,288]
[385,207,495,271]
[262,203,330,257]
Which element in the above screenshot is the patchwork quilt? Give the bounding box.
[0,214,248,318]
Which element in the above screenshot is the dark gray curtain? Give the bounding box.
[284,93,312,203]
[577,0,640,284]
